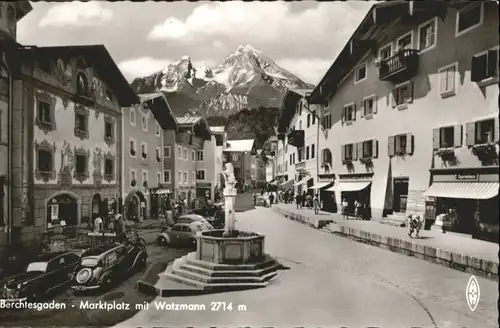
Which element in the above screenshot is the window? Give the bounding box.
[392,82,413,107]
[183,171,188,184]
[298,148,304,162]
[105,121,113,139]
[129,139,136,157]
[389,133,414,157]
[192,172,195,183]
[343,144,354,161]
[298,120,302,130]
[438,63,457,97]
[232,154,239,161]
[396,134,408,155]
[456,3,483,37]
[75,112,87,133]
[289,154,292,164]
[177,171,182,184]
[38,101,52,124]
[155,122,161,136]
[342,104,356,123]
[129,107,136,126]
[306,146,310,160]
[418,18,437,53]
[190,150,194,161]
[141,143,147,159]
[142,170,148,186]
[196,170,206,180]
[355,62,367,83]
[362,140,373,158]
[164,146,171,158]
[157,172,162,183]
[471,49,498,83]
[156,147,161,162]
[104,158,113,176]
[307,114,311,128]
[312,111,316,125]
[130,169,137,186]
[183,148,188,160]
[177,146,182,158]
[292,153,295,164]
[311,144,315,159]
[322,113,332,129]
[37,149,52,172]
[474,119,495,144]
[141,112,148,131]
[440,126,455,148]
[163,170,171,183]
[197,150,204,161]
[396,32,413,51]
[379,44,392,60]
[362,96,377,117]
[75,154,86,174]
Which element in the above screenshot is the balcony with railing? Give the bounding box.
[73,85,96,106]
[378,49,419,83]
[287,130,305,148]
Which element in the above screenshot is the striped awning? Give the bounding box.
[309,182,332,190]
[294,177,311,186]
[326,181,371,192]
[423,182,499,200]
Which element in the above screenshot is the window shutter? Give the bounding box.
[408,82,414,103]
[360,100,365,118]
[487,50,498,78]
[352,144,358,161]
[341,107,345,124]
[388,136,395,157]
[432,128,440,150]
[341,145,345,162]
[471,55,487,82]
[453,124,463,147]
[465,122,476,146]
[391,89,397,108]
[373,96,378,114]
[372,139,378,158]
[495,117,500,143]
[471,56,480,82]
[352,104,357,121]
[395,134,401,154]
[406,133,413,155]
[357,142,363,159]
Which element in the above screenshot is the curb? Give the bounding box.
[273,207,499,281]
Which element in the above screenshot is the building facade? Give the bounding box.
[122,95,164,221]
[224,139,256,191]
[17,45,138,243]
[308,1,499,239]
[209,126,227,201]
[195,132,217,202]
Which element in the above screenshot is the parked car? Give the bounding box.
[71,243,147,292]
[157,222,211,248]
[190,203,225,229]
[0,251,80,302]
[175,214,213,230]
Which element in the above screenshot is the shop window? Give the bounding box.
[354,62,367,83]
[392,82,413,108]
[322,113,332,129]
[130,139,136,157]
[433,125,463,150]
[361,96,377,118]
[456,3,483,37]
[197,150,204,161]
[196,170,206,180]
[471,49,498,83]
[141,143,147,159]
[342,104,356,124]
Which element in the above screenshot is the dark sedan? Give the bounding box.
[0,251,80,302]
[71,243,147,292]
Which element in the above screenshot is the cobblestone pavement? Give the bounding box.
[117,207,497,328]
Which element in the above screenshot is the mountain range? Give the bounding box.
[130,44,315,117]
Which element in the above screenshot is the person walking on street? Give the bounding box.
[313,194,320,214]
[354,200,361,219]
[269,193,275,207]
[253,193,257,206]
[296,194,301,209]
[301,191,306,208]
[341,198,348,220]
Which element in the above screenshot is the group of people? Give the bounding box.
[341,199,370,220]
[294,191,320,213]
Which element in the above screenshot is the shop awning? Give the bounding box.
[326,181,371,192]
[423,182,499,200]
[309,182,332,190]
[294,177,311,186]
[280,179,294,187]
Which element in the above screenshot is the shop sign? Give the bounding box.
[456,173,478,181]
[197,182,211,188]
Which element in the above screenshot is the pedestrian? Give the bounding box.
[313,194,320,214]
[296,194,301,209]
[408,215,422,238]
[341,198,348,219]
[301,191,306,208]
[354,200,361,219]
[269,193,274,207]
[253,193,257,206]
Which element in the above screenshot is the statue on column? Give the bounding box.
[221,163,237,236]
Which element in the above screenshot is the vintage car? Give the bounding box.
[175,214,213,230]
[157,222,211,248]
[1,251,80,302]
[71,243,147,292]
[190,203,225,229]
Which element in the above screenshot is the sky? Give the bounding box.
[18,1,372,85]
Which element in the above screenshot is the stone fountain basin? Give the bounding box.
[196,230,265,265]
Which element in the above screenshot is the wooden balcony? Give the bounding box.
[378,49,419,83]
[176,133,192,145]
[72,87,96,106]
[287,130,304,148]
[295,161,306,170]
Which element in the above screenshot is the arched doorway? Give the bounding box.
[125,191,147,221]
[91,193,101,220]
[46,193,79,235]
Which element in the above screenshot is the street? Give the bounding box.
[117,207,498,328]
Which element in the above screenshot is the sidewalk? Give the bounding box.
[273,203,499,280]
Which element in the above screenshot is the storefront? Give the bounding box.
[311,174,336,212]
[329,173,373,218]
[149,188,171,217]
[424,168,499,242]
[196,182,212,202]
[294,176,312,196]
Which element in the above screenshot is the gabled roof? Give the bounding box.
[140,93,178,130]
[276,89,304,133]
[18,45,139,106]
[290,89,313,97]
[225,139,256,153]
[176,116,202,125]
[209,126,225,133]
[176,115,212,140]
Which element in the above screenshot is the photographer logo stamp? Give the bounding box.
[466,275,480,312]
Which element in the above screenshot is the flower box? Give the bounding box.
[359,157,372,164]
[436,148,455,157]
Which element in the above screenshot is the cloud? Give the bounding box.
[39,2,113,27]
[148,2,370,47]
[118,56,216,81]
[275,58,333,85]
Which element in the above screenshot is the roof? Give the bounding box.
[14,1,33,21]
[308,0,454,104]
[225,139,255,152]
[276,89,303,133]
[176,115,212,139]
[36,252,67,261]
[290,89,313,97]
[210,126,225,133]
[18,45,139,107]
[176,116,202,125]
[140,93,178,130]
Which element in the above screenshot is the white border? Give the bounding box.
[163,169,171,183]
[417,17,438,54]
[378,42,393,60]
[196,169,206,181]
[354,61,367,84]
[129,137,137,158]
[437,62,459,97]
[129,168,137,187]
[141,142,148,160]
[129,107,136,126]
[163,145,171,158]
[396,30,414,52]
[455,2,484,38]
